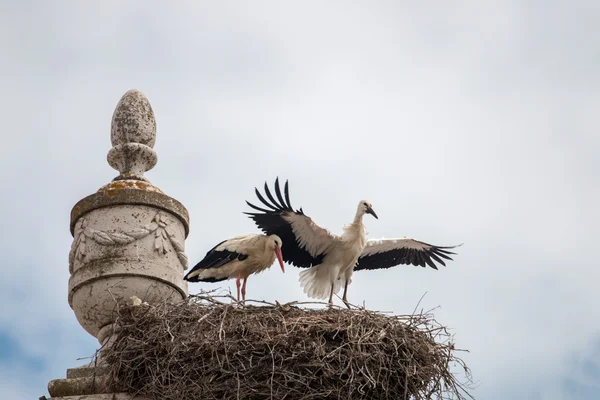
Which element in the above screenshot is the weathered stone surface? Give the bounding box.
[48,376,111,397]
[108,90,158,181]
[70,185,189,236]
[48,366,149,399]
[67,366,109,379]
[69,203,188,339]
[107,144,157,182]
[110,89,156,147]
[66,89,190,346]
[48,395,147,400]
[47,393,147,399]
[53,89,190,398]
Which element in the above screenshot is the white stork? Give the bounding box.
[184,234,285,301]
[245,178,460,307]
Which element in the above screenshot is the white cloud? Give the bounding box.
[0,1,598,398]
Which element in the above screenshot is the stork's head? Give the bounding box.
[268,234,285,273]
[358,200,378,219]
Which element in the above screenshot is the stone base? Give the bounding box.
[47,365,146,400]
[45,394,147,400]
[66,365,110,379]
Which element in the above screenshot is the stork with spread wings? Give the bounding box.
[245,178,460,307]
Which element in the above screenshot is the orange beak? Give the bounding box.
[274,247,285,273]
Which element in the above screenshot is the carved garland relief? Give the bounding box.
[69,212,188,272]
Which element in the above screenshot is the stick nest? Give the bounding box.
[102,293,472,400]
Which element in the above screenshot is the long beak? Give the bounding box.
[274,247,285,273]
[366,206,379,219]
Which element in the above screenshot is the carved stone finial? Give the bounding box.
[107,90,158,182]
[69,90,189,342]
[52,89,189,398]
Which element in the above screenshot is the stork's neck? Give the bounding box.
[353,210,366,225]
[343,212,366,238]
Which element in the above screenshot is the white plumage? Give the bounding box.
[245,179,378,306]
[184,234,285,301]
[296,204,372,302]
[245,178,460,307]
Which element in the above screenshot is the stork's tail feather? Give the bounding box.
[185,276,228,283]
[184,270,228,283]
[298,264,343,300]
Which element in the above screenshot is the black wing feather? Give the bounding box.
[274,178,287,209]
[184,240,248,282]
[264,182,283,209]
[246,201,271,213]
[244,178,325,268]
[428,252,446,267]
[355,240,460,271]
[254,188,278,210]
[284,181,293,210]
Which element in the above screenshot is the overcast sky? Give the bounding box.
[1,1,599,399]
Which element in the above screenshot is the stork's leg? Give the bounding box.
[328,283,334,306]
[241,277,248,301]
[342,280,351,309]
[235,275,241,302]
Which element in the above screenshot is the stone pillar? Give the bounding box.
[46,90,189,399]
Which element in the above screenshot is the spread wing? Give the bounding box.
[354,238,461,271]
[244,178,337,268]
